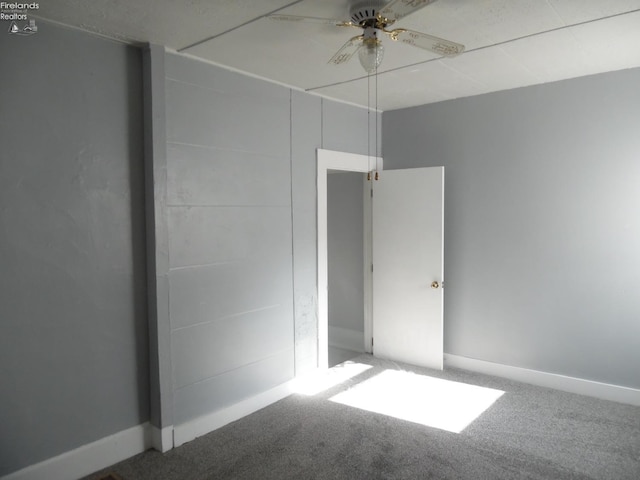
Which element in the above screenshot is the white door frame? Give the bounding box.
[317,149,383,369]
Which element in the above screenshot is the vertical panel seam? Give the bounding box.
[320,98,324,149]
[289,89,297,377]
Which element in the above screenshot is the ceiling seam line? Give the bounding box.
[306,7,640,92]
[177,0,306,52]
[29,14,141,46]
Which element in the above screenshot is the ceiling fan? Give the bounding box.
[269,0,465,73]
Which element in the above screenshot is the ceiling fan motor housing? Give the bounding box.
[349,0,386,25]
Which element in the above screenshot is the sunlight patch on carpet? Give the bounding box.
[329,369,504,433]
[293,362,373,396]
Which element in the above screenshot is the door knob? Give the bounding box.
[431,281,440,289]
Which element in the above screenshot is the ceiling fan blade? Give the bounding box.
[268,14,351,27]
[379,0,438,22]
[328,36,363,66]
[394,29,464,56]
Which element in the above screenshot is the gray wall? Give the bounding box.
[290,91,322,376]
[159,52,376,426]
[383,68,640,389]
[0,23,148,476]
[328,172,365,333]
[164,53,295,425]
[0,22,380,473]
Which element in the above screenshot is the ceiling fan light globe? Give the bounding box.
[358,39,384,73]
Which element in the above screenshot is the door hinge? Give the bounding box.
[370,188,373,198]
[371,264,373,273]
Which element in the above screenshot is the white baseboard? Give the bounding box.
[444,354,640,407]
[2,423,151,480]
[148,424,173,453]
[329,326,365,353]
[173,380,295,447]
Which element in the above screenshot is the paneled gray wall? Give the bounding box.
[164,53,295,425]
[383,68,640,389]
[290,91,322,376]
[323,100,382,156]
[328,173,365,333]
[0,23,148,475]
[159,53,378,424]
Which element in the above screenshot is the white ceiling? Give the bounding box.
[35,0,640,110]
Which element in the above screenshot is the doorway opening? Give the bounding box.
[327,171,365,367]
[317,149,381,369]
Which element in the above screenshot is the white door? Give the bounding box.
[372,167,444,369]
